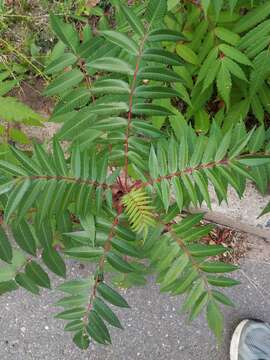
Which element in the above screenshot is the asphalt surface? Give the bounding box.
[0,243,270,360]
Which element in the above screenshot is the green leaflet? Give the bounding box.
[0,159,28,176]
[50,15,80,53]
[149,146,159,179]
[142,48,183,66]
[223,57,247,82]
[119,3,144,36]
[53,140,68,176]
[212,291,235,307]
[193,171,211,208]
[111,238,141,258]
[42,248,66,278]
[201,0,210,17]
[133,103,173,116]
[52,89,91,117]
[87,57,134,75]
[238,156,270,167]
[34,142,56,175]
[172,177,184,212]
[57,278,92,295]
[56,307,85,320]
[215,127,232,162]
[176,44,199,65]
[229,128,255,159]
[93,297,123,329]
[44,69,84,96]
[135,85,179,99]
[162,254,189,286]
[97,283,130,308]
[11,147,41,175]
[0,280,18,295]
[168,137,178,173]
[64,246,104,260]
[137,67,183,82]
[25,261,51,289]
[202,60,220,92]
[219,44,253,67]
[197,48,219,84]
[0,226,12,263]
[173,214,204,234]
[45,53,77,74]
[182,279,205,313]
[90,79,130,95]
[189,292,208,321]
[250,51,270,96]
[207,300,224,341]
[187,244,227,257]
[106,252,135,273]
[100,31,139,55]
[15,272,40,295]
[0,79,17,96]
[200,262,238,273]
[56,294,88,308]
[148,29,185,42]
[207,275,240,287]
[88,310,111,344]
[12,221,37,256]
[214,27,240,46]
[65,320,84,332]
[146,0,167,29]
[0,180,16,196]
[179,225,214,243]
[233,2,270,33]
[73,331,90,350]
[5,179,31,223]
[0,97,44,124]
[217,61,232,108]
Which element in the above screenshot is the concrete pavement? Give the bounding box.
[0,234,269,360]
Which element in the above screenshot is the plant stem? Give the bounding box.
[138,158,231,189]
[19,175,112,189]
[82,209,122,331]
[123,30,149,190]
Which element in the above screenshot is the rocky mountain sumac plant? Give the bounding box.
[0,0,269,350]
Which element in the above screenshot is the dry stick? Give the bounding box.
[0,38,48,81]
[239,269,270,300]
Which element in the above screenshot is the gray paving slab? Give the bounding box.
[0,237,270,360]
[197,183,270,239]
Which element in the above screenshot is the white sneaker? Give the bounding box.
[230,320,270,360]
